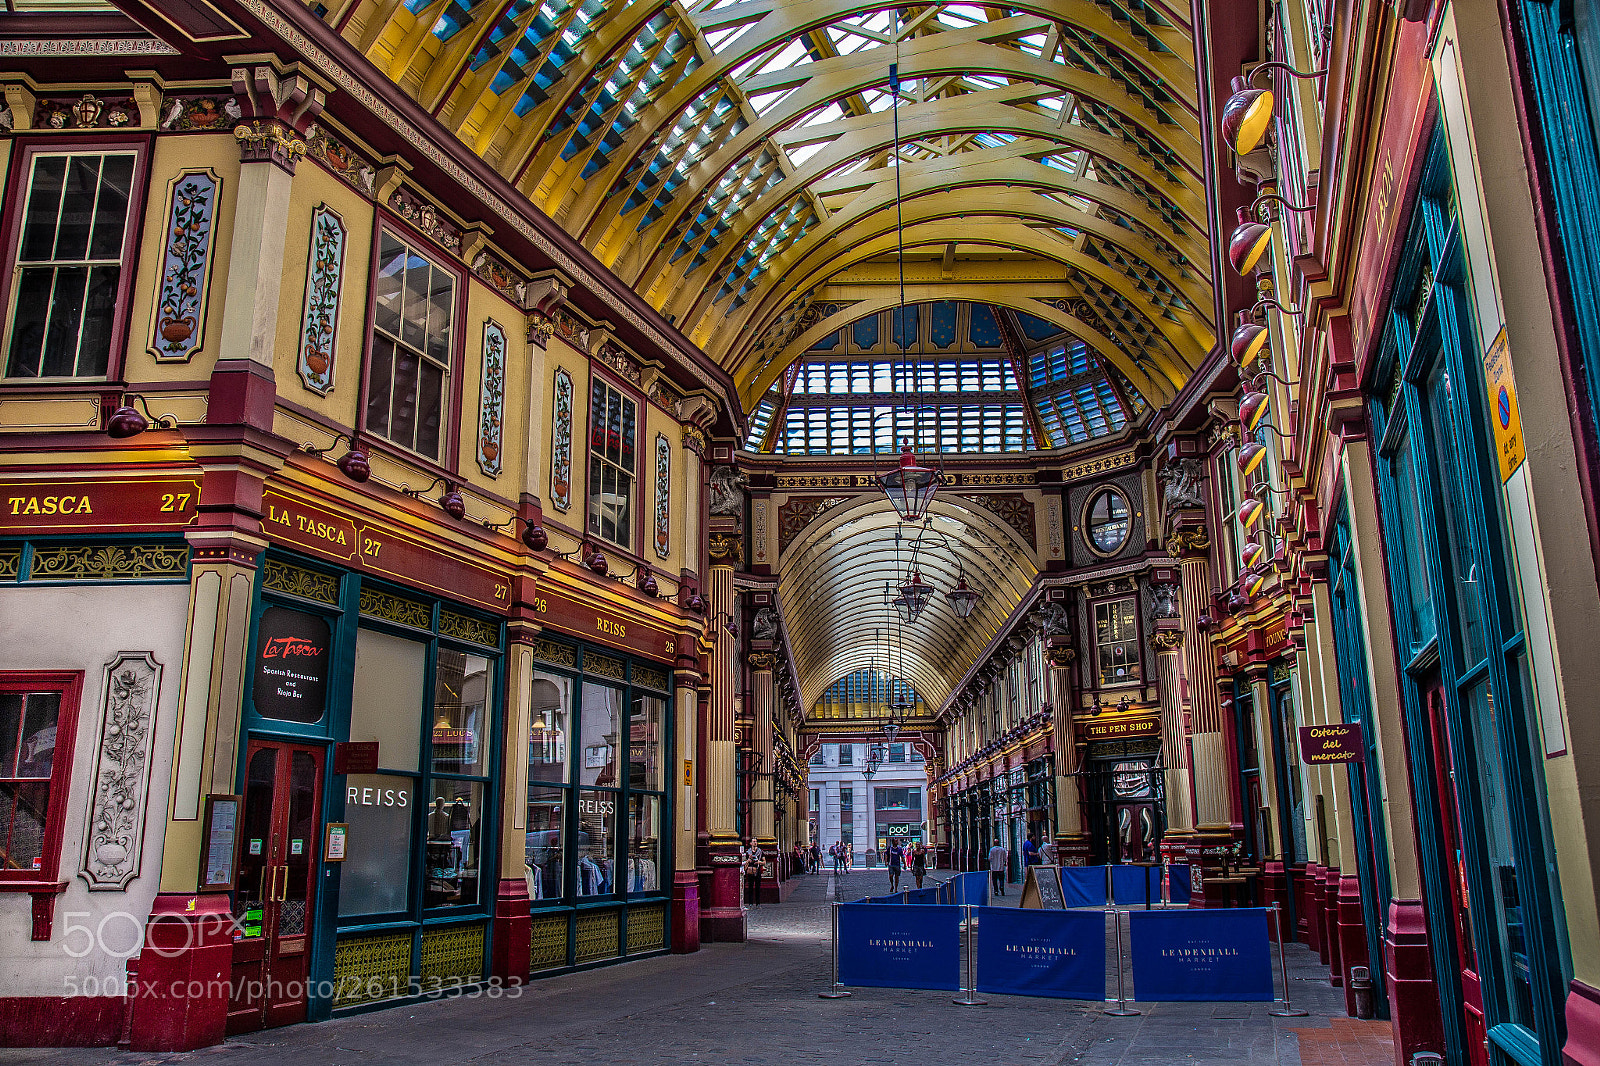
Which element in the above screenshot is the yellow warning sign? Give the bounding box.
[1483,327,1524,483]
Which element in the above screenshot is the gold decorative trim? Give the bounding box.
[626,904,666,954]
[575,910,620,963]
[633,664,669,692]
[262,559,339,604]
[708,532,743,565]
[0,549,19,581]
[440,609,499,647]
[529,913,568,971]
[585,652,625,681]
[332,930,412,1008]
[535,639,577,668]
[1165,526,1210,558]
[419,922,485,985]
[28,544,188,581]
[359,586,431,628]
[1063,451,1138,481]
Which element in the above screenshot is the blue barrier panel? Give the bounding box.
[1112,865,1161,905]
[953,870,990,907]
[935,881,952,905]
[1128,908,1274,1001]
[837,903,963,991]
[975,907,1106,1000]
[1167,865,1192,904]
[1059,865,1107,907]
[906,887,939,905]
[867,894,903,904]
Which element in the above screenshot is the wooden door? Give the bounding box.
[227,741,323,1035]
[1423,679,1489,1066]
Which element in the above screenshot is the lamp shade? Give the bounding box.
[1229,218,1273,275]
[1238,441,1267,477]
[1244,566,1268,597]
[877,442,941,521]
[900,571,934,616]
[1241,536,1265,568]
[1221,81,1274,156]
[1239,388,1270,432]
[106,405,149,439]
[336,446,372,483]
[1237,493,1267,529]
[1231,321,1269,370]
[439,483,467,520]
[884,721,901,745]
[522,522,549,551]
[946,576,981,620]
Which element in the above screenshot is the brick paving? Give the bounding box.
[4,869,1390,1066]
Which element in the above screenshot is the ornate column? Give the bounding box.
[700,526,745,941]
[1149,573,1194,863]
[1168,513,1239,906]
[1041,601,1088,864]
[747,617,779,902]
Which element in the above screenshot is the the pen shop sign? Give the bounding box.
[252,605,332,724]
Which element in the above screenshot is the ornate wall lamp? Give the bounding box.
[1221,62,1327,157]
[401,475,466,520]
[299,431,371,483]
[1227,194,1317,276]
[106,393,183,438]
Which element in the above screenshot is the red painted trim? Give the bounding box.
[0,671,84,885]
[0,996,124,1047]
[1564,979,1600,1066]
[1385,898,1446,1065]
[0,136,154,385]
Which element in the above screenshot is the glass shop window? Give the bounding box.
[0,679,80,882]
[525,784,565,903]
[838,743,852,765]
[368,231,455,461]
[5,152,135,379]
[576,789,616,895]
[1094,596,1140,686]
[579,682,622,787]
[587,378,637,549]
[629,693,665,791]
[340,629,495,919]
[529,672,571,784]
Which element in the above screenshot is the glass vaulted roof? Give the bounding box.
[744,301,1144,454]
[343,0,1213,414]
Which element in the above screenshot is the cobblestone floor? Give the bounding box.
[5,870,1383,1066]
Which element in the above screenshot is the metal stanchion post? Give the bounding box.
[1103,907,1141,1016]
[818,900,852,998]
[1268,903,1308,1017]
[952,904,986,1006]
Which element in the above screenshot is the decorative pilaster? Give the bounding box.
[747,646,779,903]
[701,525,745,942]
[672,653,701,953]
[1041,600,1089,864]
[490,626,536,983]
[1170,518,1238,903]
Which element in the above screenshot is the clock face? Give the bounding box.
[1087,488,1131,553]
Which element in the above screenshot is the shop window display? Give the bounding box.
[526,651,670,906]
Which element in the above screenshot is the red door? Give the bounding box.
[1422,679,1489,1066]
[228,740,323,1035]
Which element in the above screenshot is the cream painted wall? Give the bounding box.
[0,583,190,996]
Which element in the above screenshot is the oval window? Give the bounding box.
[1085,488,1131,554]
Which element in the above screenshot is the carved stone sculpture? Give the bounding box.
[709,465,749,516]
[1159,457,1206,511]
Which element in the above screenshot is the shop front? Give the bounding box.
[1080,711,1163,866]
[232,549,507,1026]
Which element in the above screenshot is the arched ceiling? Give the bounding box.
[336,0,1211,408]
[779,495,1038,712]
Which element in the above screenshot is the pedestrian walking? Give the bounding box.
[1039,838,1059,865]
[1022,833,1039,867]
[988,841,1009,896]
[886,840,904,892]
[911,844,927,889]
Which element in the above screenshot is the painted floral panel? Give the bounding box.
[478,320,507,476]
[149,169,219,362]
[654,433,671,559]
[550,368,574,511]
[297,205,346,394]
